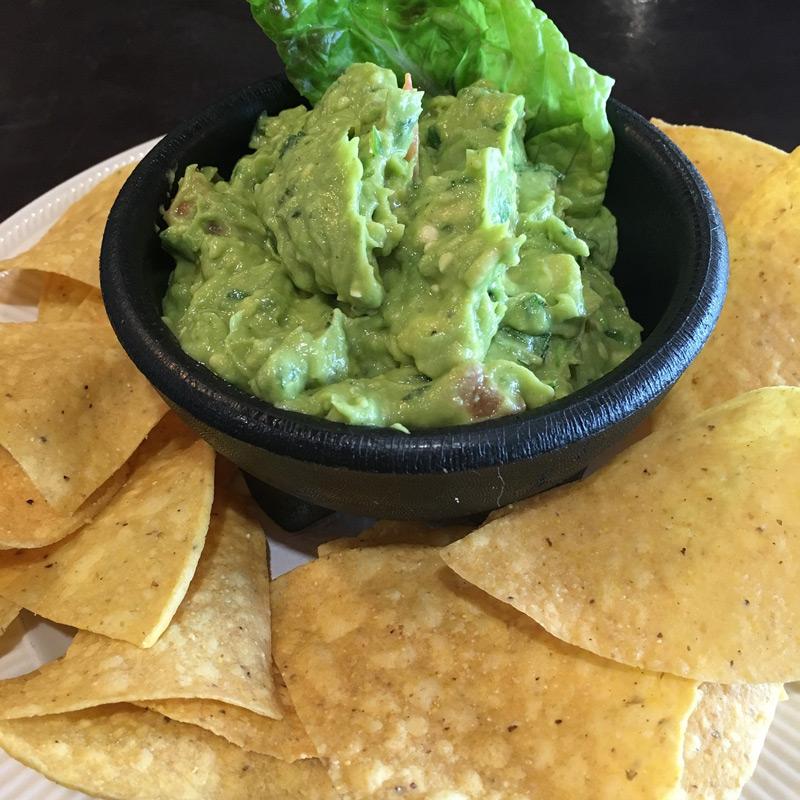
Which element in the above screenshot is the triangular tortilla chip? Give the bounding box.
[651,120,786,222]
[682,682,781,799]
[0,446,129,549]
[273,546,699,799]
[0,416,214,647]
[444,387,800,683]
[652,147,800,430]
[0,483,278,718]
[0,598,18,636]
[0,705,337,800]
[317,519,473,557]
[144,665,315,762]
[0,165,135,289]
[0,322,167,513]
[37,274,94,322]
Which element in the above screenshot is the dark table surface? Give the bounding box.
[2,0,798,220]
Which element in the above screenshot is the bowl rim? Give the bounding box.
[101,75,727,475]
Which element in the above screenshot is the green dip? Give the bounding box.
[162,63,641,429]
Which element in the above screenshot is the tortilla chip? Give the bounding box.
[318,519,473,557]
[273,546,699,799]
[145,665,315,762]
[0,322,167,513]
[444,387,800,683]
[73,287,108,323]
[37,274,93,322]
[215,454,246,492]
[37,274,106,325]
[0,704,337,800]
[0,446,129,550]
[0,165,135,289]
[0,482,278,718]
[652,147,800,430]
[683,683,781,799]
[651,120,786,222]
[0,597,19,636]
[0,416,215,647]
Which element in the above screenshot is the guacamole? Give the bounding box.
[162,63,641,429]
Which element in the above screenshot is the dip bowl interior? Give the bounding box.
[101,76,727,525]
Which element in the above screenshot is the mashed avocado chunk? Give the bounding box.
[162,63,641,429]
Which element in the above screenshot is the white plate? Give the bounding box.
[0,143,798,800]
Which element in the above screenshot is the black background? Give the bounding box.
[2,0,798,219]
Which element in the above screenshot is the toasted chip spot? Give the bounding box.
[135,748,154,772]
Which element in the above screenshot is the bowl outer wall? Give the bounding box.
[100,77,727,520]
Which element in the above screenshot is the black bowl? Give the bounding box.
[101,76,727,525]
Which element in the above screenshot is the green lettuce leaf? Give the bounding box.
[248,0,614,142]
[247,0,626,366]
